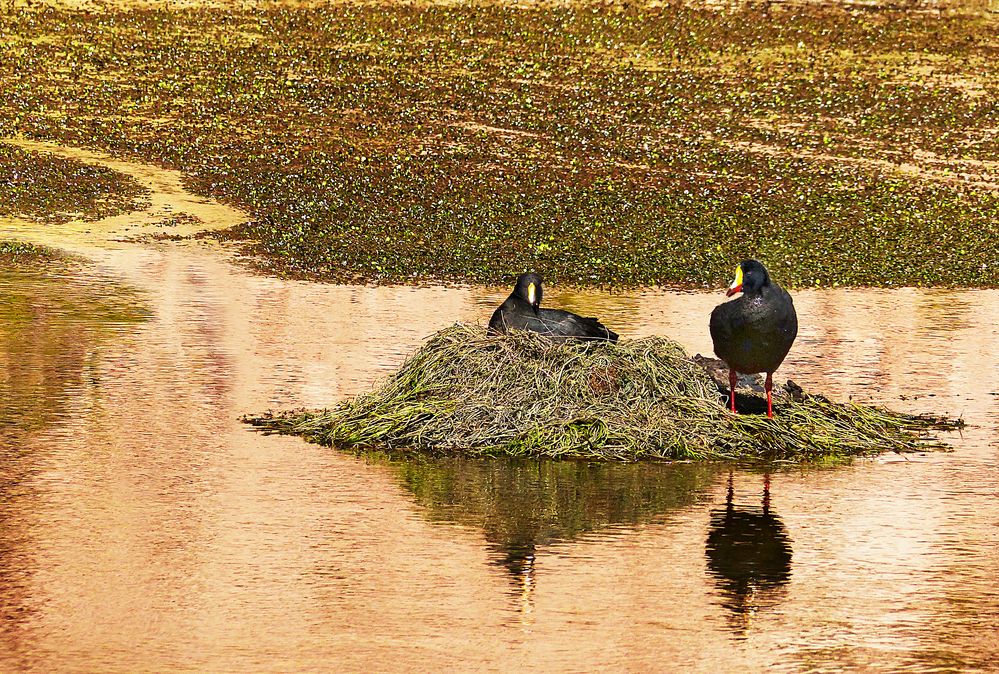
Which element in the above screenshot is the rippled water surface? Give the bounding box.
[1,244,998,672]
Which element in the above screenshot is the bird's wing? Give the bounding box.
[709,299,744,341]
[538,309,617,341]
[487,305,506,333]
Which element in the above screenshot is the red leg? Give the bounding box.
[765,372,774,418]
[729,368,738,413]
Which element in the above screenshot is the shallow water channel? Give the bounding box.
[1,238,997,672]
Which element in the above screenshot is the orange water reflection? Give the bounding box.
[1,245,998,671]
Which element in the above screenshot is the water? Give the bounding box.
[1,241,997,673]
[1,141,998,672]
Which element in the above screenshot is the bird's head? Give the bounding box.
[725,259,771,297]
[514,272,543,314]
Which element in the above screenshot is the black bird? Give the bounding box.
[709,259,797,418]
[489,272,618,343]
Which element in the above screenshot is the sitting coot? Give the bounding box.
[489,272,618,343]
[709,259,797,418]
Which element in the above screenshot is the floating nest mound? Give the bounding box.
[245,324,961,462]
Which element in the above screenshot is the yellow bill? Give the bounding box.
[726,265,744,297]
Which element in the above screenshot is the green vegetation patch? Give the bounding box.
[0,239,66,265]
[245,324,959,462]
[2,5,998,286]
[0,144,148,224]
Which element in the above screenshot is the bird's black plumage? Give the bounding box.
[710,260,797,417]
[709,260,797,376]
[489,272,619,343]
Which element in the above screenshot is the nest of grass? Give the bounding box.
[244,324,961,462]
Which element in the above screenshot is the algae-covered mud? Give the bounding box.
[0,144,148,224]
[2,3,998,286]
[0,139,250,253]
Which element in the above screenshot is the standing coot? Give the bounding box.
[709,259,797,418]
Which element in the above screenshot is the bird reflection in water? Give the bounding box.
[705,472,792,636]
[496,538,537,625]
[389,456,721,626]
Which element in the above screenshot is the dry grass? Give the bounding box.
[244,324,961,462]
